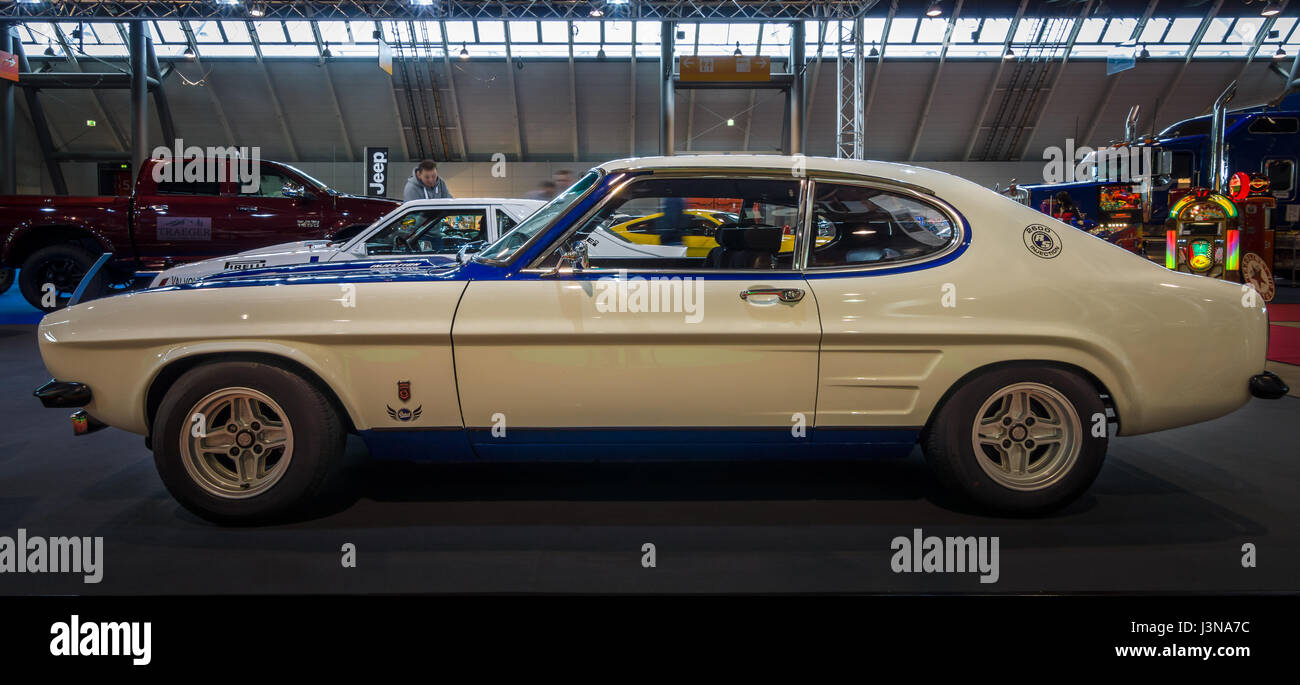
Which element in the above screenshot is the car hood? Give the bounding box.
[233,239,339,257]
[187,254,465,288]
[149,240,346,287]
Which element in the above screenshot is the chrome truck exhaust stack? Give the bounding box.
[1209,82,1237,193]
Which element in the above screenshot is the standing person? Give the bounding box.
[403,160,453,200]
[552,169,574,191]
[524,179,557,201]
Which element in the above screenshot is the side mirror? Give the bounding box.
[282,182,315,202]
[540,240,589,278]
[457,240,486,264]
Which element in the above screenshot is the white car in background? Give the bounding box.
[150,198,544,286]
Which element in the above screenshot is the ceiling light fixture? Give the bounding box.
[1139,44,1150,59]
[1003,47,1015,60]
[1262,1,1281,17]
[926,1,943,18]
[1275,45,1287,59]
[868,41,879,57]
[734,41,742,56]
[459,42,469,59]
[183,46,195,59]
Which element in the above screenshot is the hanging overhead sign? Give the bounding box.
[0,50,17,82]
[363,147,390,197]
[679,55,771,82]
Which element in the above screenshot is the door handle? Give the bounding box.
[237,205,258,212]
[740,287,804,303]
[149,204,168,212]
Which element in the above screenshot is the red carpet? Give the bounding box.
[1269,324,1300,365]
[1269,303,1300,322]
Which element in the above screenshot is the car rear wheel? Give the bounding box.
[18,244,104,312]
[923,365,1107,515]
[152,361,346,525]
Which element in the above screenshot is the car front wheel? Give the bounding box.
[923,365,1107,515]
[152,361,346,525]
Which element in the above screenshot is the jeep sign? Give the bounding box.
[364,146,389,197]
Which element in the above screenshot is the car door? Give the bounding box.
[351,206,489,259]
[133,165,233,268]
[228,166,327,247]
[800,178,966,453]
[452,175,822,459]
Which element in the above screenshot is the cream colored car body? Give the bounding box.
[37,156,1268,447]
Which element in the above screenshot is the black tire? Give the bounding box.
[18,244,105,312]
[152,361,346,525]
[0,267,13,295]
[923,364,1107,515]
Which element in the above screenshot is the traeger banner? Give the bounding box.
[363,147,390,197]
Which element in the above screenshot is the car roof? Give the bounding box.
[593,155,969,194]
[396,198,546,209]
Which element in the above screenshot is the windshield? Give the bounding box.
[1158,115,1240,139]
[276,162,335,194]
[475,169,602,263]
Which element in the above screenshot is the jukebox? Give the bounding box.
[1160,188,1240,279]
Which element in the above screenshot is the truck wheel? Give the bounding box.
[0,267,13,295]
[18,244,104,312]
[923,365,1107,515]
[152,361,347,525]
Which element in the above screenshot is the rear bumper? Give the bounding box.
[1249,371,1289,400]
[33,379,92,408]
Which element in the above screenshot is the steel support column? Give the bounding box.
[660,20,674,155]
[129,21,148,182]
[0,21,15,194]
[788,21,804,155]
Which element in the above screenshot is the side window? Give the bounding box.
[1264,159,1295,194]
[156,180,221,196]
[807,183,956,268]
[1248,117,1299,134]
[1170,151,1195,183]
[496,209,518,237]
[365,209,487,256]
[536,177,801,271]
[240,171,304,198]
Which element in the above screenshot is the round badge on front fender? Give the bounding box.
[1023,224,1062,259]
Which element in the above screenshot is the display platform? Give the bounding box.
[2,323,1297,594]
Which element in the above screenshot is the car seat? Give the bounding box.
[704,227,782,269]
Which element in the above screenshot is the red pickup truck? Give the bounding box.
[0,158,399,311]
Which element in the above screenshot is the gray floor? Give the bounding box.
[1,323,1297,594]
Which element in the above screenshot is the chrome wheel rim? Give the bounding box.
[970,382,1081,492]
[179,387,294,499]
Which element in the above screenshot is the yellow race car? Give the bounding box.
[607,209,824,257]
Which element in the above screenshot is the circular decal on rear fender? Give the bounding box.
[1023,224,1062,259]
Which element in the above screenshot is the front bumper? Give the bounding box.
[1249,371,1289,400]
[33,379,92,408]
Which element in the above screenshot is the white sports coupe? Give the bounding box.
[34,156,1287,524]
[149,198,544,286]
